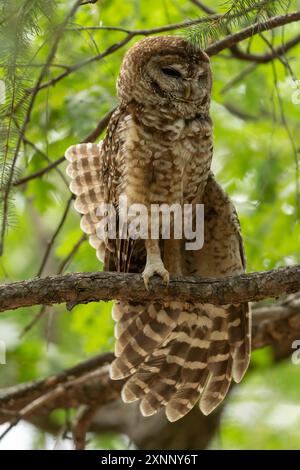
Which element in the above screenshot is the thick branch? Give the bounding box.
[0,353,118,424]
[252,294,300,349]
[0,266,299,313]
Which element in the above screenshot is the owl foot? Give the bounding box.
[142,260,170,291]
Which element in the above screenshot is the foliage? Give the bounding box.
[0,0,56,250]
[186,0,291,49]
[0,0,299,450]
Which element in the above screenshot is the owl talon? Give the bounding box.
[142,262,169,290]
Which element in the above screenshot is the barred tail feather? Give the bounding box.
[200,338,233,415]
[228,303,251,383]
[166,370,210,422]
[113,301,143,339]
[111,301,251,421]
[140,325,210,420]
[139,329,194,416]
[121,346,172,403]
[110,302,182,379]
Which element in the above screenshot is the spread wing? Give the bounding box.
[65,107,136,272]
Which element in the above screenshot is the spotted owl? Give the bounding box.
[65,36,251,422]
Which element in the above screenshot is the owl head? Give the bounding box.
[117,36,212,118]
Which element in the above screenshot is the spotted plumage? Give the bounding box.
[65,36,251,422]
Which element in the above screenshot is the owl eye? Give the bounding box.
[161,67,181,78]
[198,73,208,85]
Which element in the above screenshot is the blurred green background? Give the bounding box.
[0,0,300,450]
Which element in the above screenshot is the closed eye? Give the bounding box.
[161,67,182,78]
[198,73,208,85]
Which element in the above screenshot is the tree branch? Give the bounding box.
[252,294,300,349]
[206,11,300,56]
[36,196,73,277]
[0,352,118,425]
[228,33,300,63]
[189,0,215,15]
[189,0,300,63]
[0,266,299,313]
[80,0,99,5]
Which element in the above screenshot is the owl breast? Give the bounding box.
[121,111,213,207]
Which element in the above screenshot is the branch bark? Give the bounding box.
[0,266,299,313]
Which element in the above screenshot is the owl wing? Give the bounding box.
[65,107,135,271]
[115,173,251,421]
[180,173,251,415]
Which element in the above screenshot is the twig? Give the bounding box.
[228,33,300,63]
[22,138,69,188]
[65,16,220,36]
[221,63,258,94]
[223,102,256,120]
[0,355,118,430]
[80,0,99,4]
[72,405,98,450]
[36,35,134,92]
[83,107,116,142]
[13,108,115,188]
[19,305,47,339]
[13,156,66,187]
[189,0,215,15]
[57,235,87,275]
[36,196,73,277]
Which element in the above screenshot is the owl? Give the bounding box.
[65,36,251,422]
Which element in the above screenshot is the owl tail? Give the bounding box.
[110,300,182,379]
[110,301,251,422]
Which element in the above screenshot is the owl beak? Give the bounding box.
[183,82,192,99]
